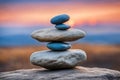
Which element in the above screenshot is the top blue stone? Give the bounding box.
[50,14,70,25]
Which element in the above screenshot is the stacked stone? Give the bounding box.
[47,14,71,51]
[30,14,87,70]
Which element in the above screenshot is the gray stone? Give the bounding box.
[31,28,86,42]
[0,67,120,80]
[50,14,70,24]
[30,49,87,70]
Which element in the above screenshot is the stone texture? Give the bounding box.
[50,14,70,24]
[31,28,86,42]
[55,24,70,30]
[47,42,71,51]
[0,66,120,80]
[30,49,87,70]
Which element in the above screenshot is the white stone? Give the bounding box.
[30,49,87,70]
[31,28,86,42]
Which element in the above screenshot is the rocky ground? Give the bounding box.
[0,66,120,80]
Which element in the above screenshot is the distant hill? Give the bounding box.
[79,33,120,44]
[0,33,120,47]
[0,34,41,47]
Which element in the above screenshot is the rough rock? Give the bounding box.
[47,42,71,51]
[30,49,87,69]
[31,28,86,42]
[0,66,120,80]
[50,14,70,24]
[55,24,70,30]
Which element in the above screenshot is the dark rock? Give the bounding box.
[50,14,70,24]
[47,42,71,51]
[0,66,120,80]
[55,24,70,30]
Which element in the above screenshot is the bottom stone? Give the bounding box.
[30,49,87,70]
[1,67,120,80]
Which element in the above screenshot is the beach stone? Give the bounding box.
[30,49,87,70]
[31,28,86,42]
[50,14,70,24]
[1,67,120,80]
[47,42,71,51]
[55,24,70,30]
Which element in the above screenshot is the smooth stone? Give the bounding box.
[1,67,120,80]
[31,28,86,42]
[50,14,70,24]
[47,42,71,51]
[55,24,70,30]
[30,49,87,70]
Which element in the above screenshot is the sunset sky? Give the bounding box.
[0,0,120,26]
[0,0,120,46]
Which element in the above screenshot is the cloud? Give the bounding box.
[0,0,119,4]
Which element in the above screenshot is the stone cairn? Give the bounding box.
[30,14,87,70]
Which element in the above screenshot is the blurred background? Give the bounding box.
[0,0,120,72]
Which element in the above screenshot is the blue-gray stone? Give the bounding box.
[55,24,70,30]
[47,42,71,51]
[50,14,70,24]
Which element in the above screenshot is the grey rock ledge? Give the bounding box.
[0,66,120,80]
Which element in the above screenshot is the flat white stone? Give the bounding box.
[31,28,86,42]
[30,49,87,70]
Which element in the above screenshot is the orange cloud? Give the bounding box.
[0,2,120,26]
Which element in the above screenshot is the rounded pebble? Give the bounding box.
[50,14,70,24]
[55,24,70,30]
[47,42,71,51]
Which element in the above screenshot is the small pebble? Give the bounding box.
[55,24,70,30]
[50,14,70,24]
[47,42,71,51]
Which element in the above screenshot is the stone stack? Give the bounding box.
[30,14,87,70]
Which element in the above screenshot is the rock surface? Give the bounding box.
[47,42,71,51]
[30,49,87,69]
[31,28,86,42]
[0,66,120,80]
[50,14,70,24]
